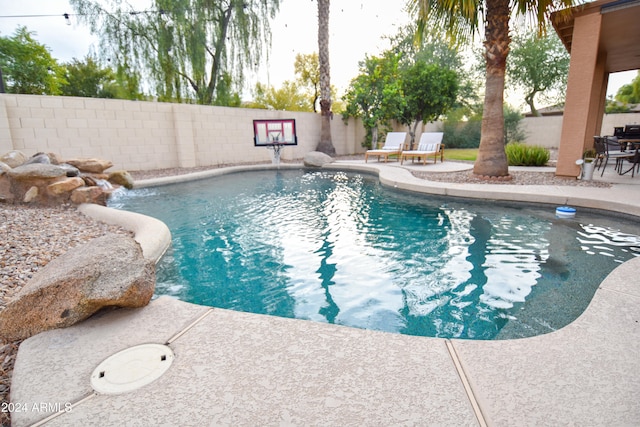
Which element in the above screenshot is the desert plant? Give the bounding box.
[505,142,550,166]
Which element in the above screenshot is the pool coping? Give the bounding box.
[10,161,640,426]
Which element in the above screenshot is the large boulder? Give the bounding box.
[0,163,12,202]
[108,170,135,189]
[0,235,155,342]
[70,186,110,205]
[0,150,27,168]
[7,163,68,181]
[65,158,113,174]
[47,177,85,195]
[304,151,334,168]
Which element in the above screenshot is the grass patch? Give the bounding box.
[444,148,477,161]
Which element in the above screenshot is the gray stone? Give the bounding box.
[23,153,52,166]
[0,235,155,342]
[7,163,68,180]
[304,151,334,167]
[0,150,27,168]
[59,163,80,177]
[0,161,10,174]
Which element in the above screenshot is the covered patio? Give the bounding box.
[553,0,640,177]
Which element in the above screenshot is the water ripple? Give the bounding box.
[110,170,640,340]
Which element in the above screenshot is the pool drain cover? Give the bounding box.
[90,343,174,394]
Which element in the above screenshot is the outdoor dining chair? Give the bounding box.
[593,136,635,176]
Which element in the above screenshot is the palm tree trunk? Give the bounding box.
[316,0,336,156]
[473,0,510,178]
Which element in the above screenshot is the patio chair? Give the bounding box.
[593,136,634,176]
[400,132,444,165]
[364,132,407,163]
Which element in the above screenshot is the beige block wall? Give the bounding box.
[0,94,367,171]
[520,113,640,150]
[3,93,638,170]
[520,116,564,148]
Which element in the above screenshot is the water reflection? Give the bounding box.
[109,170,640,340]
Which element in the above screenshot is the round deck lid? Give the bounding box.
[90,343,175,394]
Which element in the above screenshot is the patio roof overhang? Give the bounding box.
[553,0,640,73]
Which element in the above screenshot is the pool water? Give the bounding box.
[109,170,640,340]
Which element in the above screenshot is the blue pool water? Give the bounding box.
[109,170,640,339]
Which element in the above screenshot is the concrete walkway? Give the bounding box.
[10,160,640,426]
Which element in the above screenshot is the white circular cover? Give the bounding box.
[90,343,175,394]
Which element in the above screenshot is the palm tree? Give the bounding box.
[316,0,336,156]
[410,0,575,178]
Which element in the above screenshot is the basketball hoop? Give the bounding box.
[252,119,298,168]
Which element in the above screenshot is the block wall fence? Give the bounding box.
[520,113,640,149]
[1,94,639,171]
[0,94,368,171]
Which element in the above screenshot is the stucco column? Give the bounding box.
[171,104,197,169]
[0,95,13,153]
[556,11,607,177]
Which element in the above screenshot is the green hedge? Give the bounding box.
[505,142,550,166]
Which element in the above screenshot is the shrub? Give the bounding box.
[441,118,481,148]
[504,104,526,144]
[505,142,550,166]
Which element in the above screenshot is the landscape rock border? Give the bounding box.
[0,150,134,206]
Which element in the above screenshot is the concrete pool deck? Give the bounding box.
[9,160,640,426]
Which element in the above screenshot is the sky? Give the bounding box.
[0,0,636,107]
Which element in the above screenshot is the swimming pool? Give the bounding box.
[109,170,640,340]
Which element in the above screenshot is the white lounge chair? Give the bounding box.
[400,132,444,165]
[364,132,407,163]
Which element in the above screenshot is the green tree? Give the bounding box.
[61,55,146,100]
[410,0,576,178]
[294,53,320,112]
[293,52,344,113]
[316,0,336,155]
[615,71,640,104]
[70,0,280,105]
[507,31,569,116]
[213,72,242,107]
[342,53,405,149]
[398,62,459,148]
[61,55,111,98]
[388,23,466,71]
[388,24,479,141]
[605,95,631,114]
[62,55,113,98]
[441,104,483,148]
[503,104,526,143]
[0,26,66,95]
[245,81,310,111]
